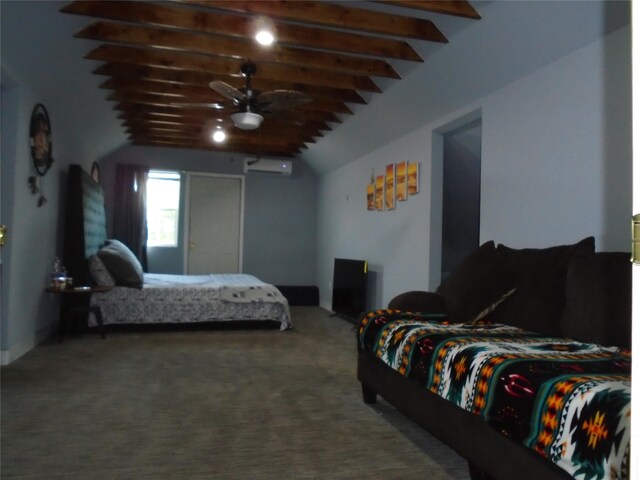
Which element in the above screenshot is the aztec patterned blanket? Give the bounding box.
[358,311,630,480]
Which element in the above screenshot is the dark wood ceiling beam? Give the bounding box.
[375,1,481,19]
[117,105,216,120]
[76,21,400,79]
[86,44,382,92]
[130,139,298,157]
[130,137,299,155]
[106,89,352,115]
[129,131,305,150]
[123,116,322,140]
[128,129,311,148]
[121,113,326,137]
[120,111,331,134]
[123,117,206,128]
[130,134,306,152]
[180,0,448,42]
[62,0,422,62]
[95,63,367,104]
[101,78,214,98]
[114,101,342,125]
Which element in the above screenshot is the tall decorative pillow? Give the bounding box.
[490,236,595,336]
[87,254,116,287]
[97,239,144,288]
[436,241,519,324]
[559,252,631,349]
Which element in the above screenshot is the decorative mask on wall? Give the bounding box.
[28,103,53,206]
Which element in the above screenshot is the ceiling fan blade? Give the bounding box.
[209,80,245,103]
[171,102,227,109]
[257,90,312,111]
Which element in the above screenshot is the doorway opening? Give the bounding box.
[441,119,482,279]
[429,110,482,288]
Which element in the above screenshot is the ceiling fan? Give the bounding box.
[206,62,312,131]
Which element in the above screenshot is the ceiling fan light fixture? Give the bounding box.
[230,112,264,130]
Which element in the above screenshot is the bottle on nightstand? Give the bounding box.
[50,257,68,288]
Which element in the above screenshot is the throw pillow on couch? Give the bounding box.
[433,236,595,336]
[436,241,519,324]
[489,236,595,336]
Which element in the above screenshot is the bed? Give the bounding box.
[89,273,291,331]
[63,164,291,331]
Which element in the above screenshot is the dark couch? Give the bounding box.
[357,237,631,480]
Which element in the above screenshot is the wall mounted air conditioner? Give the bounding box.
[244,158,293,176]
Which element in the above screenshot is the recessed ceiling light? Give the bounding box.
[212,129,226,143]
[255,29,275,46]
[253,17,275,47]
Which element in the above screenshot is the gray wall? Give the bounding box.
[99,146,318,286]
[316,25,632,311]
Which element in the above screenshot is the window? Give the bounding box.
[146,170,181,247]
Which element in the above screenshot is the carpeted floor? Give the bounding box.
[1,307,470,479]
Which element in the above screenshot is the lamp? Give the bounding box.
[230,112,264,130]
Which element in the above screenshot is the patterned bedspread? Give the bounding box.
[90,273,291,331]
[358,310,630,480]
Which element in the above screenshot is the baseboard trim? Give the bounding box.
[1,324,55,365]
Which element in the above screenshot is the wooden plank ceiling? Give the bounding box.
[61,1,480,158]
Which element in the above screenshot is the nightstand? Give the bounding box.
[45,285,113,341]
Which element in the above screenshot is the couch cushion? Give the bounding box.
[436,241,519,324]
[97,239,144,288]
[489,236,595,335]
[559,252,631,349]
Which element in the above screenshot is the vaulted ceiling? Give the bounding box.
[60,1,481,158]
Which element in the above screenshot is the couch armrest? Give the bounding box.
[388,291,447,314]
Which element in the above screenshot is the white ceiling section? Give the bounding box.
[1,1,630,174]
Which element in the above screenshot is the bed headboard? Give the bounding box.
[63,164,107,285]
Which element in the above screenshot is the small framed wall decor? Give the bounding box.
[29,103,53,176]
[366,183,375,211]
[28,103,53,206]
[385,163,395,210]
[375,175,384,211]
[396,162,407,202]
[408,162,420,195]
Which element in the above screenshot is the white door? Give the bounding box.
[186,174,244,274]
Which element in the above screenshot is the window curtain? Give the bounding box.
[113,164,149,271]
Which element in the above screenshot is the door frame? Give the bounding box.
[182,171,245,274]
